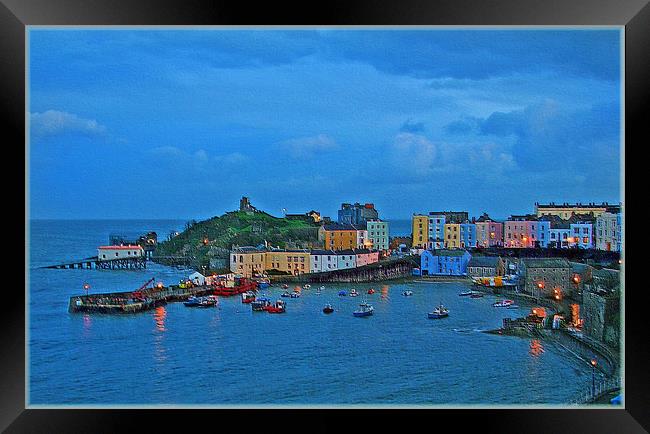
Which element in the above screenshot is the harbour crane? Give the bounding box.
[132,277,156,301]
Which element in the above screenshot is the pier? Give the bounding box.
[44,256,147,270]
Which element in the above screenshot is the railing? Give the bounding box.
[570,376,621,405]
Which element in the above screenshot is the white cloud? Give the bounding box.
[30,110,106,139]
[280,134,339,159]
[391,132,437,178]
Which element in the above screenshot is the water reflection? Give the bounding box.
[82,314,92,338]
[529,339,545,357]
[154,306,166,332]
[153,306,167,363]
[381,285,390,301]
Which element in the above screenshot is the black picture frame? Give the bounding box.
[5,0,649,432]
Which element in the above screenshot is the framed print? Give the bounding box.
[4,0,650,431]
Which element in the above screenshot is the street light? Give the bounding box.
[83,282,90,297]
[591,357,598,397]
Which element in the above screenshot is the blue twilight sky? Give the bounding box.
[28,28,622,221]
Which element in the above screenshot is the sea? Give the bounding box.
[28,219,598,406]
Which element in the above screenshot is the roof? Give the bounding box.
[475,213,498,223]
[468,256,501,268]
[232,246,266,253]
[520,258,570,269]
[310,249,338,255]
[322,223,361,231]
[507,214,539,221]
[536,202,615,209]
[98,245,143,250]
[427,249,469,257]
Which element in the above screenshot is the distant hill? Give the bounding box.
[153,210,321,269]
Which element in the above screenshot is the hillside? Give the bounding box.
[153,210,321,269]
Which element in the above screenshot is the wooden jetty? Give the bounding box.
[45,256,147,270]
[68,284,216,314]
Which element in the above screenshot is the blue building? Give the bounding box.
[338,202,379,225]
[460,222,477,248]
[420,249,472,276]
[536,220,550,248]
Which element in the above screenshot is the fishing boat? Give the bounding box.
[212,277,258,297]
[402,290,413,296]
[458,290,473,297]
[241,291,256,304]
[493,299,514,308]
[349,289,359,297]
[290,291,301,298]
[322,304,334,314]
[428,302,449,319]
[265,300,286,314]
[281,291,291,298]
[367,288,376,294]
[338,290,347,297]
[183,296,201,307]
[353,303,374,317]
[198,295,219,307]
[251,298,271,312]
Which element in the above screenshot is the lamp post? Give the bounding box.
[83,282,90,297]
[591,357,598,397]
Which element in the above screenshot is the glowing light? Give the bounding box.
[537,282,544,289]
[591,358,597,367]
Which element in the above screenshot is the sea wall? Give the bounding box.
[270,259,415,283]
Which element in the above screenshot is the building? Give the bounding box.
[239,196,258,213]
[412,215,429,248]
[309,249,339,273]
[459,222,477,248]
[518,258,572,298]
[475,214,503,247]
[444,223,461,248]
[366,219,389,251]
[338,202,379,225]
[535,202,620,219]
[319,223,365,250]
[569,217,595,249]
[230,246,267,277]
[426,213,446,249]
[581,268,620,348]
[188,271,206,286]
[595,212,622,252]
[430,211,468,224]
[265,249,311,276]
[504,215,539,248]
[467,256,505,277]
[354,249,379,267]
[336,249,357,270]
[97,245,144,261]
[420,249,472,276]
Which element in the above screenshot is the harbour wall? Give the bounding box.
[270,259,416,283]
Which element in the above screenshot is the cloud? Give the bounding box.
[399,119,426,133]
[444,117,481,135]
[30,110,106,139]
[279,134,339,159]
[150,146,249,174]
[390,133,438,178]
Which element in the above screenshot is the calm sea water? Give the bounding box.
[28,220,594,406]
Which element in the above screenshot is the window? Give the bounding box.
[115,252,119,257]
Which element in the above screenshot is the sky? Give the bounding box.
[28,28,622,221]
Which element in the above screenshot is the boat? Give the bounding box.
[212,277,258,297]
[470,292,484,298]
[506,304,520,309]
[281,291,291,298]
[493,299,515,308]
[251,298,271,312]
[319,286,325,291]
[282,284,289,289]
[428,302,449,319]
[402,290,413,296]
[367,288,376,294]
[241,291,256,304]
[265,300,286,314]
[257,280,270,289]
[183,296,201,307]
[458,290,473,297]
[322,304,334,314]
[290,291,301,298]
[338,290,347,296]
[349,289,359,297]
[353,303,374,317]
[197,295,219,307]
[303,284,311,290]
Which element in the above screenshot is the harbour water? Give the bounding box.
[29,220,596,405]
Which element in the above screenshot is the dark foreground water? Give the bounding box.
[29,220,595,406]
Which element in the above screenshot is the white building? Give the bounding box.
[595,212,622,252]
[427,214,446,249]
[569,222,594,249]
[97,245,144,261]
[357,229,369,249]
[188,271,206,286]
[366,219,389,251]
[310,250,339,273]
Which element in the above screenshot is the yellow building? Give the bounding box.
[230,247,267,277]
[412,215,428,248]
[265,250,311,276]
[535,202,620,219]
[319,224,362,250]
[444,223,461,248]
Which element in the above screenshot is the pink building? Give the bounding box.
[354,249,379,267]
[504,215,538,248]
[475,214,503,247]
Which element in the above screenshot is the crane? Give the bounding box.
[132,277,156,301]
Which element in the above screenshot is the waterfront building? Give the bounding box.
[581,268,621,348]
[338,202,379,225]
[336,249,357,270]
[319,223,365,250]
[536,220,550,248]
[411,215,429,248]
[467,256,505,277]
[431,211,469,224]
[230,246,267,277]
[504,215,539,248]
[265,249,311,276]
[549,227,571,248]
[459,221,477,248]
[427,213,446,249]
[97,245,144,261]
[188,272,206,286]
[366,219,389,251]
[444,223,461,248]
[475,214,503,247]
[519,258,572,298]
[310,249,339,273]
[568,215,595,249]
[535,201,620,219]
[354,249,379,267]
[595,212,622,252]
[420,249,472,276]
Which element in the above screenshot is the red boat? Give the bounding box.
[367,288,376,294]
[264,300,286,314]
[241,291,256,304]
[213,277,258,297]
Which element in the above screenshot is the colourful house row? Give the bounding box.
[318,220,389,252]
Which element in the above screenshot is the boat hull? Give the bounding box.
[428,312,449,319]
[353,311,373,317]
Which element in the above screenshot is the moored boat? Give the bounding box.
[322,304,334,314]
[241,291,256,304]
[282,284,289,289]
[251,298,271,311]
[338,290,347,297]
[290,291,301,298]
[197,295,218,307]
[506,304,520,309]
[349,289,359,297]
[183,296,201,307]
[402,290,413,296]
[459,290,473,297]
[281,291,291,298]
[428,302,449,319]
[303,284,311,290]
[493,299,514,307]
[470,292,484,298]
[353,303,374,317]
[367,288,376,294]
[265,300,286,313]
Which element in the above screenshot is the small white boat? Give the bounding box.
[353,303,374,317]
[349,289,359,297]
[303,284,311,290]
[428,302,449,319]
[403,290,413,296]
